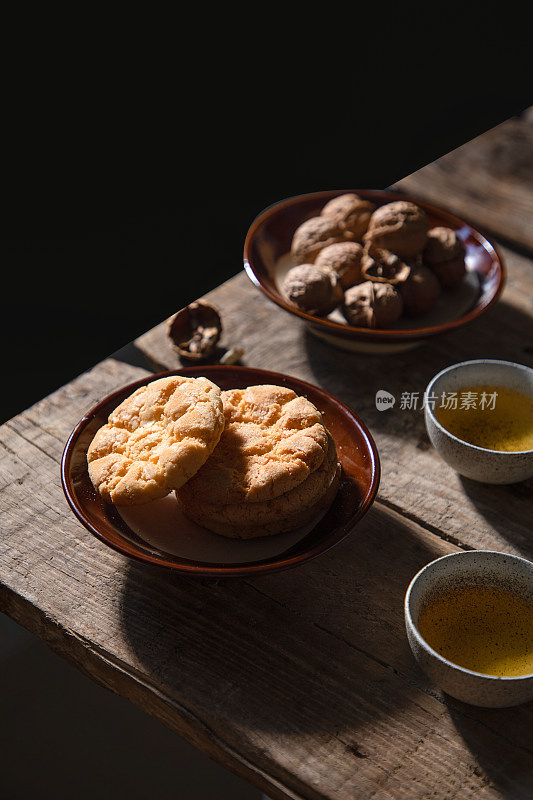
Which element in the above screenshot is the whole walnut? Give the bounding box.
[320,193,376,241]
[423,226,466,289]
[399,264,441,317]
[364,200,429,259]
[361,246,440,317]
[290,215,344,264]
[314,240,363,289]
[282,263,343,316]
[342,280,403,329]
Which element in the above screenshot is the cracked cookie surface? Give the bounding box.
[177,384,330,507]
[87,375,225,505]
[177,430,339,538]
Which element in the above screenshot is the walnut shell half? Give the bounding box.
[166,301,222,361]
[361,246,411,285]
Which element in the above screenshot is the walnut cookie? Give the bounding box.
[177,430,340,538]
[176,384,331,508]
[87,375,225,505]
[87,377,340,541]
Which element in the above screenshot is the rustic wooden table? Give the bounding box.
[2,109,533,800]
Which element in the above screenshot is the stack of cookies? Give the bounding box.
[87,376,340,540]
[176,384,340,538]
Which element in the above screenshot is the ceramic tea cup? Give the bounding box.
[405,550,533,707]
[424,358,533,483]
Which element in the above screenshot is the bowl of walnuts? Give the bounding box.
[243,190,505,353]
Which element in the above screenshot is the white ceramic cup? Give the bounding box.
[424,358,533,483]
[405,550,533,707]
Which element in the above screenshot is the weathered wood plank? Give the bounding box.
[393,108,533,254]
[2,358,533,799]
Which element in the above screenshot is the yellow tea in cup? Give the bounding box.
[418,584,533,677]
[434,384,533,452]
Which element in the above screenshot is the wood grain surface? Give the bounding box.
[393,107,533,254]
[2,111,533,800]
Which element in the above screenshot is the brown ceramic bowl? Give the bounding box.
[61,365,380,578]
[243,189,505,354]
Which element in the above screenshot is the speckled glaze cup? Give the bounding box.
[405,550,533,707]
[424,359,533,483]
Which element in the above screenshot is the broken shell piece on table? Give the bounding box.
[166,301,223,361]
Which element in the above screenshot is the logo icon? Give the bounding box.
[375,390,395,411]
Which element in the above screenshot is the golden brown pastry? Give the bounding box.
[177,431,340,538]
[87,376,225,505]
[177,384,330,507]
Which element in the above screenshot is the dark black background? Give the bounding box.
[2,13,530,424]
